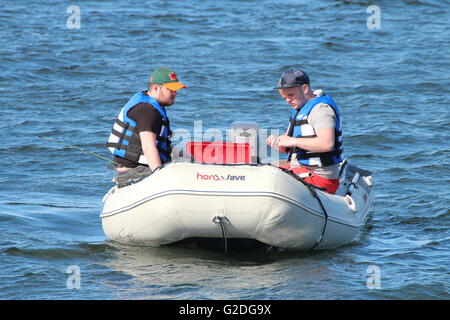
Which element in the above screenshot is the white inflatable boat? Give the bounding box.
[100,153,374,251]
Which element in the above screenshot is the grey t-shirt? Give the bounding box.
[289,90,341,179]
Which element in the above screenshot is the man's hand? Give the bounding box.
[266,134,278,148]
[277,134,296,148]
[267,134,292,153]
[269,128,336,154]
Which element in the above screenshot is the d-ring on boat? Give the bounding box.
[100,125,374,251]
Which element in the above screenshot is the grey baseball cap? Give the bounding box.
[273,69,310,89]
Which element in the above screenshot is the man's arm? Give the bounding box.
[266,134,289,153]
[276,127,335,152]
[269,103,337,153]
[139,131,162,171]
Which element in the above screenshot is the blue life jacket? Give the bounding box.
[107,91,172,165]
[287,94,344,167]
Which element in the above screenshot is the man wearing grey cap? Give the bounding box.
[267,69,344,194]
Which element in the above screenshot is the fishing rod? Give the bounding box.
[37,135,119,166]
[37,136,157,186]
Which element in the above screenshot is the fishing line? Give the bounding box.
[37,136,157,187]
[37,135,119,166]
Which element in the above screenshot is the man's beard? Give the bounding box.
[159,98,175,107]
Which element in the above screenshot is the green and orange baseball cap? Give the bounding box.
[150,66,186,91]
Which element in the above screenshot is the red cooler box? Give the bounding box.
[185,141,252,164]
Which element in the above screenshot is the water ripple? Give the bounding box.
[0,0,449,300]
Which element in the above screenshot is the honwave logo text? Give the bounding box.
[196,172,246,181]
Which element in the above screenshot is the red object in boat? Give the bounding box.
[185,141,252,164]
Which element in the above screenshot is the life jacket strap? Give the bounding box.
[289,118,309,127]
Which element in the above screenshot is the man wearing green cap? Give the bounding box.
[107,66,186,187]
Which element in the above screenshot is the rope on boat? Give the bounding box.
[274,165,329,251]
[213,215,230,253]
[307,185,329,251]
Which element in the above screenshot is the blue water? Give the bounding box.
[0,0,449,299]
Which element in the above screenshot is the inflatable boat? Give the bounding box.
[100,134,374,251]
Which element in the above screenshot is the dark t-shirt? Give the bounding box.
[113,101,167,168]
